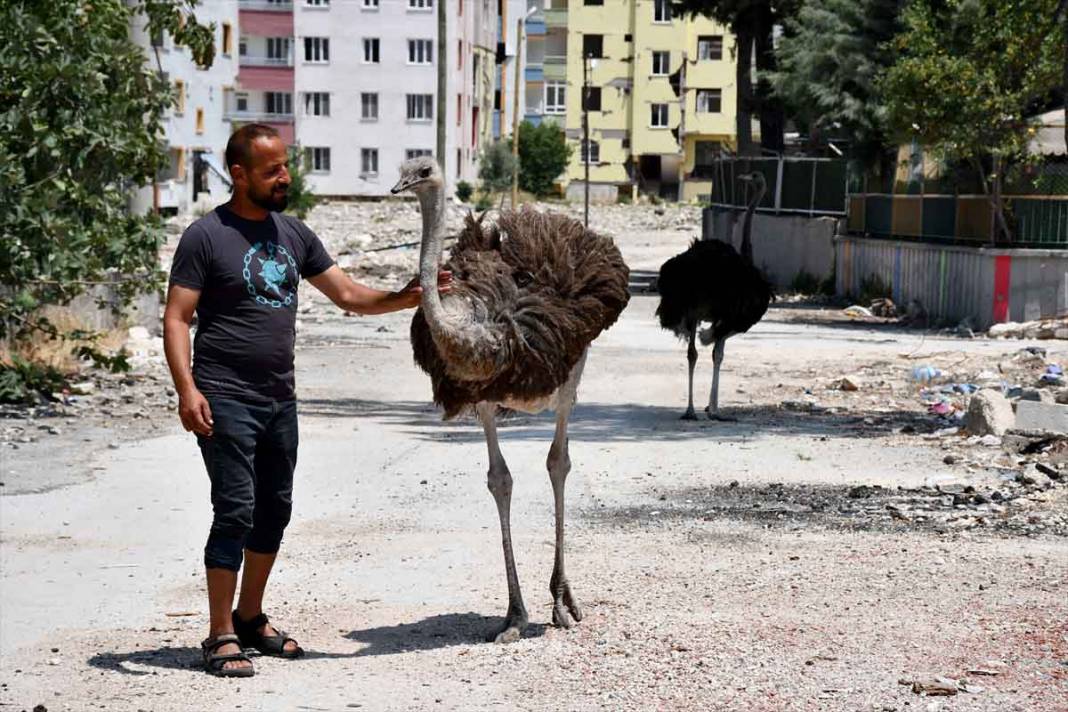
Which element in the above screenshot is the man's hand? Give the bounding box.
[396,270,453,308]
[178,388,214,436]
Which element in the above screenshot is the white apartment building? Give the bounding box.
[494,0,531,140]
[293,0,499,196]
[130,2,239,214]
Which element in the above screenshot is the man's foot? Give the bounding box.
[202,633,254,677]
[232,611,303,658]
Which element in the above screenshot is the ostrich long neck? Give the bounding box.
[417,184,450,328]
[740,181,765,264]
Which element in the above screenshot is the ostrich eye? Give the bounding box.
[419,167,432,178]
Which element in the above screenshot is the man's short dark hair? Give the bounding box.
[225,124,280,175]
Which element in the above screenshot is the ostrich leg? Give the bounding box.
[475,402,528,643]
[705,336,736,421]
[681,324,699,420]
[547,354,586,629]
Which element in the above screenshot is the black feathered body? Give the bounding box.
[411,208,630,419]
[656,239,773,342]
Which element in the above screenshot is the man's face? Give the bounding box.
[236,136,290,212]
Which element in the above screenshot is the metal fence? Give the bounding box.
[707,157,848,216]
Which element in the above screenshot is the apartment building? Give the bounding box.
[562,0,738,202]
[234,0,297,143]
[523,0,568,127]
[493,0,531,139]
[130,1,239,214]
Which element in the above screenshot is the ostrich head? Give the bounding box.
[390,156,443,196]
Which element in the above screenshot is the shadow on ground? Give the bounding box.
[343,612,546,656]
[88,645,368,675]
[299,397,933,444]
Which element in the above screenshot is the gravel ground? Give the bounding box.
[1,201,1066,712]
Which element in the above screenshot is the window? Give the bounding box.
[696,88,722,113]
[305,0,329,5]
[494,89,501,111]
[266,92,293,115]
[583,86,601,111]
[174,147,186,182]
[360,148,378,175]
[580,139,599,163]
[307,147,331,173]
[582,34,603,59]
[456,93,462,125]
[406,149,433,159]
[360,92,379,120]
[239,36,248,56]
[584,0,604,4]
[304,37,329,63]
[458,40,463,70]
[693,141,721,177]
[363,38,380,63]
[195,108,204,134]
[653,0,672,22]
[363,0,378,6]
[652,51,670,75]
[236,92,249,112]
[304,92,330,116]
[267,37,291,63]
[408,39,433,64]
[545,82,566,114]
[697,35,723,61]
[174,80,185,114]
[408,0,433,8]
[407,94,434,121]
[651,103,669,127]
[222,23,233,55]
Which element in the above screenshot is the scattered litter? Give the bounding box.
[910,365,942,383]
[843,305,874,318]
[902,676,959,696]
[164,611,198,617]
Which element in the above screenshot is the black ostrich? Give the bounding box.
[656,172,774,420]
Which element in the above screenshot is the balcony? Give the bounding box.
[239,0,293,10]
[239,54,294,68]
[544,55,567,81]
[227,110,294,123]
[544,7,567,29]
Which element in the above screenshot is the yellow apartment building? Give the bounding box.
[559,0,738,202]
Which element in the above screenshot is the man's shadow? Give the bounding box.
[88,613,547,674]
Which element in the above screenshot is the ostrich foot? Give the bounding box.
[680,408,698,420]
[551,582,584,629]
[704,407,737,422]
[487,604,528,644]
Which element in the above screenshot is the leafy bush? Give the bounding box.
[478,141,516,197]
[517,121,571,197]
[0,357,67,404]
[455,181,474,202]
[790,270,821,294]
[287,146,320,219]
[474,193,494,211]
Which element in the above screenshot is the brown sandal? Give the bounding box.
[201,633,254,677]
[232,611,304,659]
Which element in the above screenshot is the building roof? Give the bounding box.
[1029,108,1067,156]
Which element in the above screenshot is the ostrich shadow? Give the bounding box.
[298,397,933,444]
[343,612,547,656]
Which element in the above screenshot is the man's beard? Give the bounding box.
[249,185,289,212]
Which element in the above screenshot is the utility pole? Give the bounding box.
[676,50,687,202]
[510,17,524,209]
[436,0,447,176]
[583,54,590,228]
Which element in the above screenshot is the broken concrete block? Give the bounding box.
[1015,400,1068,434]
[964,390,1015,437]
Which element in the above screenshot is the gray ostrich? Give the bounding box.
[391,157,630,643]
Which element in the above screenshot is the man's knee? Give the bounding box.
[204,504,255,570]
[245,498,292,554]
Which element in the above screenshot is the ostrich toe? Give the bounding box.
[680,408,698,420]
[551,576,583,628]
[488,604,528,643]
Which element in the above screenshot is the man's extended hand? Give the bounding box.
[178,388,214,437]
[397,270,453,308]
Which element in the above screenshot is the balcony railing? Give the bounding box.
[544,55,567,81]
[239,0,293,10]
[544,7,567,28]
[227,110,294,122]
[239,55,294,68]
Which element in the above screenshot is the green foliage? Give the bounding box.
[0,0,215,348]
[0,357,67,404]
[474,193,494,211]
[880,0,1064,239]
[789,270,821,294]
[455,181,474,203]
[75,345,131,374]
[477,141,517,196]
[517,121,571,197]
[287,146,320,220]
[771,0,904,162]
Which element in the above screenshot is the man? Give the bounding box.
[163,124,448,676]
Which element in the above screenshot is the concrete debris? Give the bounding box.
[988,317,1068,340]
[963,390,1015,437]
[903,676,959,696]
[1015,400,1068,434]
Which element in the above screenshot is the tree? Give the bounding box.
[770,0,904,165]
[287,146,320,219]
[673,0,800,155]
[881,0,1064,243]
[517,121,571,197]
[477,141,517,208]
[0,1,213,349]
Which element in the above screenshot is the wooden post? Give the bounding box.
[436,0,447,176]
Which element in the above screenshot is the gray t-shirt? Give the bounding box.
[169,205,334,402]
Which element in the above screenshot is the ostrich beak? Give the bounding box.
[390,178,409,194]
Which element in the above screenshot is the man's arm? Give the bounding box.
[162,285,214,436]
[307,265,451,315]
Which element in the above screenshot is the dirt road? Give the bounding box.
[2,206,1066,712]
